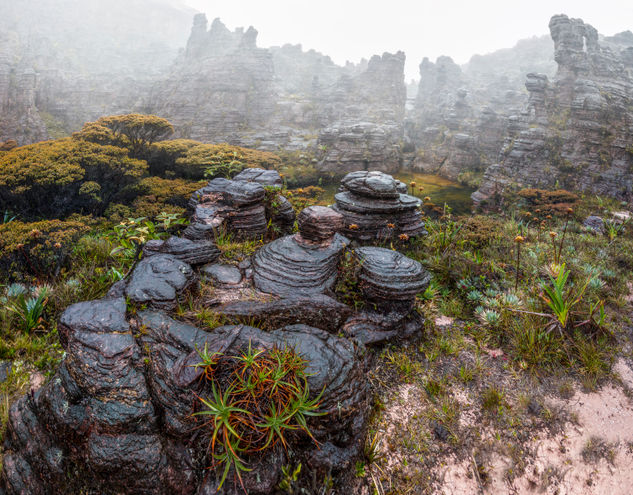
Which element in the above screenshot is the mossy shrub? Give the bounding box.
[0,138,147,219]
[149,140,281,179]
[0,220,90,281]
[130,177,204,218]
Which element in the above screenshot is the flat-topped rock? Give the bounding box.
[200,263,242,285]
[297,205,343,243]
[340,170,401,199]
[233,167,283,187]
[252,233,349,297]
[143,236,220,266]
[125,254,196,310]
[355,247,431,302]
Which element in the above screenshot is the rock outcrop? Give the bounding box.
[343,247,431,344]
[332,171,426,241]
[474,15,633,205]
[1,293,368,494]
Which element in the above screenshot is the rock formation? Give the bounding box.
[406,36,557,182]
[473,15,633,206]
[332,171,426,241]
[252,206,350,297]
[0,171,439,492]
[343,247,431,344]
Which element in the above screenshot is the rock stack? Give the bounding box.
[354,247,430,304]
[252,206,349,297]
[343,247,431,344]
[332,171,426,241]
[184,178,267,239]
[143,236,220,265]
[184,173,296,240]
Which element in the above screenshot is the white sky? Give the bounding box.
[181,0,633,80]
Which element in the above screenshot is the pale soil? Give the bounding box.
[365,357,633,495]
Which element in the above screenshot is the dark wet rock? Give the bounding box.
[200,263,242,286]
[307,441,360,471]
[297,205,343,243]
[252,232,349,297]
[2,294,368,494]
[354,247,431,302]
[332,171,426,241]
[233,167,283,187]
[125,254,197,310]
[105,279,127,299]
[184,177,296,239]
[143,236,220,266]
[217,294,352,333]
[184,178,267,240]
[583,215,605,233]
[0,361,11,383]
[343,307,424,345]
[269,194,296,233]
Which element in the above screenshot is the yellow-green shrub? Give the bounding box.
[0,138,147,218]
[149,140,281,179]
[0,220,90,280]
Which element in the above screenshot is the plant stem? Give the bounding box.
[557,214,570,264]
[515,243,521,291]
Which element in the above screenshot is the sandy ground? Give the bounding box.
[374,357,633,494]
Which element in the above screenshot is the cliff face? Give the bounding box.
[407,36,556,181]
[149,15,407,173]
[473,15,633,205]
[149,16,278,143]
[0,33,48,145]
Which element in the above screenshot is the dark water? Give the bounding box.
[319,172,475,215]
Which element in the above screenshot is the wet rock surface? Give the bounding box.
[125,254,196,310]
[252,233,349,297]
[200,263,243,286]
[143,236,220,266]
[233,167,283,187]
[185,176,295,240]
[332,171,426,241]
[217,294,352,333]
[354,246,431,302]
[0,174,436,494]
[185,178,267,239]
[1,295,369,494]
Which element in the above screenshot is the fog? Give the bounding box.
[182,0,633,79]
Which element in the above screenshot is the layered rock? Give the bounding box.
[406,35,557,181]
[252,206,350,297]
[474,15,633,205]
[332,171,426,241]
[343,247,431,344]
[185,177,267,239]
[1,293,368,494]
[142,236,220,266]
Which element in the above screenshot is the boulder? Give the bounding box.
[142,236,220,266]
[125,254,197,310]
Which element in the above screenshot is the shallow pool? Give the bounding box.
[318,172,475,215]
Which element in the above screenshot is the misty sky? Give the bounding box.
[182,0,633,80]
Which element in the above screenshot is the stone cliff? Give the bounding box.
[406,36,556,182]
[473,15,633,205]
